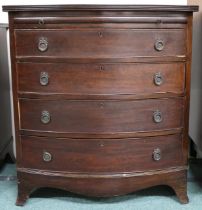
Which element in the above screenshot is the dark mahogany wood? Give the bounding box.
[16,169,188,206]
[20,134,184,172]
[17,63,185,97]
[19,98,184,135]
[3,4,198,206]
[2,4,198,12]
[15,29,186,58]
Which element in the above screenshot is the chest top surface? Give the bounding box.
[2,4,199,12]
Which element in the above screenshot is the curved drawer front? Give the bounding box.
[15,29,186,58]
[17,63,185,97]
[20,134,184,173]
[20,98,183,135]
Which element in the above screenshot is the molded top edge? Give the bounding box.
[2,4,199,13]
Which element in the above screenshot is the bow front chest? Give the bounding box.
[3,4,198,205]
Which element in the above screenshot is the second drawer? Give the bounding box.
[19,98,184,136]
[17,63,185,98]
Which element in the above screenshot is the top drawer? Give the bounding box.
[15,29,186,59]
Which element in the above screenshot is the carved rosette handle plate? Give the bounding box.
[154,39,164,51]
[152,148,161,161]
[38,37,48,52]
[153,72,163,86]
[43,151,52,162]
[41,110,51,124]
[40,72,49,86]
[153,110,162,123]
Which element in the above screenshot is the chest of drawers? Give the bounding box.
[3,4,198,205]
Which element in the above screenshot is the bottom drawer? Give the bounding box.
[20,134,184,173]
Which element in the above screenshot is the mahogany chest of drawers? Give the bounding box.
[3,4,198,205]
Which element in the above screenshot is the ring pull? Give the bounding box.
[153,148,161,161]
[40,72,49,86]
[43,151,52,162]
[153,72,163,86]
[41,110,51,124]
[154,40,164,51]
[38,37,48,52]
[153,110,162,123]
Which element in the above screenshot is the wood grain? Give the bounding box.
[15,29,186,58]
[20,134,184,173]
[19,98,184,135]
[15,169,189,205]
[17,62,185,97]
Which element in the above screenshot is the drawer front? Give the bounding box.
[17,63,185,96]
[20,134,184,173]
[20,98,183,135]
[15,29,186,58]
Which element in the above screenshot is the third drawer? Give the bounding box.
[19,98,184,136]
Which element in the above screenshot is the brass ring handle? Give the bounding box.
[41,110,51,124]
[38,37,48,52]
[152,148,161,161]
[40,72,49,86]
[153,72,163,86]
[153,110,162,123]
[43,151,52,162]
[154,40,164,51]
